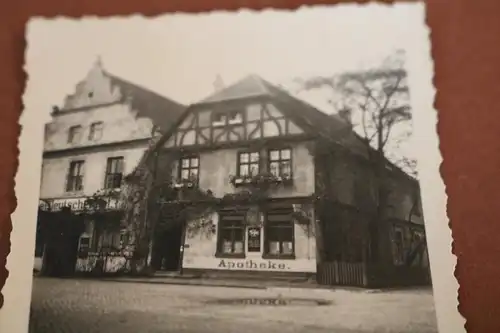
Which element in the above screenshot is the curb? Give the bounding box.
[90,278,267,290]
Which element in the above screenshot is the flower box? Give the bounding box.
[229,173,293,188]
[171,180,197,189]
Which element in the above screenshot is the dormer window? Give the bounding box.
[212,110,243,127]
[228,110,243,125]
[212,112,226,127]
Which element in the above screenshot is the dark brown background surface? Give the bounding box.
[0,0,498,332]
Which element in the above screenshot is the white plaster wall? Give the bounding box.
[40,146,146,199]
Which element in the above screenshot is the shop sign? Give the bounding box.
[39,197,123,212]
[217,259,290,270]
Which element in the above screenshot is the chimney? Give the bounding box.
[338,107,352,125]
[213,74,225,92]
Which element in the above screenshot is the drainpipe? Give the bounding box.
[145,150,160,269]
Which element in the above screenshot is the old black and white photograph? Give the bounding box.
[2,3,462,333]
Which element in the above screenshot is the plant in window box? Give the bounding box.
[172,176,198,189]
[254,172,293,186]
[220,189,268,205]
[277,172,293,184]
[230,172,288,190]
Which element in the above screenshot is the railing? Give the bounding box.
[317,261,432,288]
[316,261,368,287]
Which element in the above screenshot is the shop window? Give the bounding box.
[264,208,295,258]
[216,210,246,257]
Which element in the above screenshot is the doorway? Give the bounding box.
[152,222,184,272]
[41,211,83,277]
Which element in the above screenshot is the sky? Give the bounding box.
[24,4,422,163]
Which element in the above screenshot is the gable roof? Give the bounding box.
[199,75,271,104]
[59,58,186,134]
[198,74,366,155]
[130,74,414,181]
[104,71,186,133]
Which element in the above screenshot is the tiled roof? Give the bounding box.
[197,74,366,156]
[198,74,271,104]
[104,71,186,133]
[129,74,415,182]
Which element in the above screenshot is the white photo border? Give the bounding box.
[0,3,465,332]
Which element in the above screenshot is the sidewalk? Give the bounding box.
[78,274,432,294]
[35,270,433,294]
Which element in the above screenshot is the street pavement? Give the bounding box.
[29,277,438,333]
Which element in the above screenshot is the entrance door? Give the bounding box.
[152,222,184,272]
[246,225,263,258]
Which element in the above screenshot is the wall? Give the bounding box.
[163,101,306,149]
[316,147,423,224]
[40,145,146,199]
[385,174,424,224]
[156,139,317,273]
[44,59,156,152]
[182,208,317,274]
[62,59,121,110]
[44,103,154,152]
[164,141,315,199]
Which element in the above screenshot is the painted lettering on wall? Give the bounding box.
[218,259,290,270]
[39,198,123,212]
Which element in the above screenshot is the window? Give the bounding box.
[68,125,82,143]
[393,226,405,265]
[212,110,243,126]
[179,156,199,182]
[66,160,85,192]
[264,208,294,257]
[105,157,124,189]
[217,211,245,256]
[228,110,243,124]
[238,152,260,177]
[78,236,90,253]
[268,148,292,178]
[89,122,104,141]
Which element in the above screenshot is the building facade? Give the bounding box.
[35,58,184,276]
[146,75,430,286]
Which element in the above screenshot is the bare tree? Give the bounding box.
[296,50,415,262]
[298,50,412,168]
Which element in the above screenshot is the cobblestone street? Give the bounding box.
[29,277,438,333]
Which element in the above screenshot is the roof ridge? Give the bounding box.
[248,74,269,94]
[197,74,271,104]
[103,70,183,106]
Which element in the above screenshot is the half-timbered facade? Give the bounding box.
[147,75,430,286]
